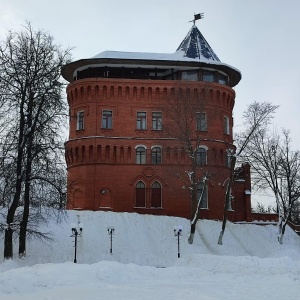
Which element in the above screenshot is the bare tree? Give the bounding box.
[242,128,300,243]
[218,101,278,245]
[0,22,71,259]
[162,85,215,244]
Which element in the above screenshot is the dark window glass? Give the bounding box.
[196,112,207,131]
[135,181,146,207]
[137,112,147,130]
[196,148,207,165]
[136,147,146,164]
[76,111,84,130]
[151,147,162,164]
[152,112,162,130]
[151,181,162,208]
[102,110,112,129]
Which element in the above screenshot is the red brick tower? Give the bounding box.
[62,24,251,221]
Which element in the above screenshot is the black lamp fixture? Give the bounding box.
[173,225,183,258]
[107,227,115,255]
[70,222,83,263]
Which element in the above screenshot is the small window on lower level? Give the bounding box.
[135,181,146,207]
[151,181,162,208]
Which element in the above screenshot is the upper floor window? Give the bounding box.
[76,111,84,130]
[218,74,227,85]
[137,112,147,130]
[203,71,214,82]
[196,112,207,131]
[197,182,208,209]
[136,146,146,164]
[181,71,198,81]
[151,146,162,164]
[196,147,207,165]
[102,110,112,129]
[152,112,162,130]
[224,116,230,135]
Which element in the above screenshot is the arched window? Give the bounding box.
[196,148,207,165]
[197,182,208,209]
[151,146,162,164]
[136,146,146,164]
[151,181,162,208]
[135,181,146,207]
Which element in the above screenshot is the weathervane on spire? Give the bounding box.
[189,13,204,25]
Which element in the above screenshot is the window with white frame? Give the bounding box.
[151,146,162,164]
[196,112,207,131]
[224,116,230,135]
[196,147,207,165]
[137,112,147,130]
[152,112,162,130]
[102,110,112,129]
[136,146,146,164]
[76,111,84,130]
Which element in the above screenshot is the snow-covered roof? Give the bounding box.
[62,25,241,86]
[176,25,220,61]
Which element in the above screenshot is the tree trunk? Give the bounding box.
[19,102,33,258]
[218,155,236,245]
[19,169,30,257]
[4,227,13,259]
[188,223,196,244]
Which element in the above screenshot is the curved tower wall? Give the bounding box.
[64,77,249,220]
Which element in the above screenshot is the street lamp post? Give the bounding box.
[70,222,83,263]
[174,225,183,258]
[107,227,115,255]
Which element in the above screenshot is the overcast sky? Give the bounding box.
[1,0,299,204]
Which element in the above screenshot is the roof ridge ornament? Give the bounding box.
[189,13,204,25]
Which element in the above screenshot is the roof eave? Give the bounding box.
[61,58,241,87]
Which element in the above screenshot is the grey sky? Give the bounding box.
[1,0,299,205]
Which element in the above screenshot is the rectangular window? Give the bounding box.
[76,111,84,130]
[224,116,230,135]
[203,71,214,82]
[181,71,198,81]
[137,112,147,130]
[152,112,162,130]
[196,112,207,131]
[102,110,112,129]
[218,74,227,85]
[136,147,146,164]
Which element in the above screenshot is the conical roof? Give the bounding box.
[176,25,220,61]
[62,25,241,86]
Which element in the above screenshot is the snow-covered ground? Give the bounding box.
[0,210,300,299]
